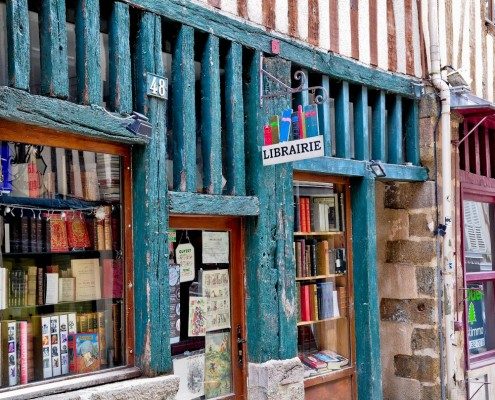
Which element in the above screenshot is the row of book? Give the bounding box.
[294,239,346,277]
[0,143,120,202]
[0,206,119,254]
[299,350,349,378]
[294,193,345,233]
[263,104,320,146]
[0,306,122,387]
[0,258,123,309]
[297,282,347,322]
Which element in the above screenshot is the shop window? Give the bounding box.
[168,217,246,399]
[0,2,7,86]
[293,174,355,392]
[463,199,495,366]
[0,138,129,388]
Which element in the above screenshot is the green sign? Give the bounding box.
[467,285,486,354]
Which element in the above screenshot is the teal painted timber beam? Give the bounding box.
[294,157,428,182]
[318,76,332,157]
[76,0,101,105]
[244,50,297,362]
[351,174,383,400]
[387,95,403,164]
[371,91,386,162]
[353,86,369,161]
[404,99,420,165]
[40,0,69,98]
[121,0,421,98]
[6,0,30,90]
[132,12,171,375]
[169,192,259,216]
[0,87,146,145]
[335,81,351,158]
[201,34,223,194]
[224,42,246,196]
[108,2,132,113]
[172,25,196,192]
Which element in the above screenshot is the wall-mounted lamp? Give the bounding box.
[368,160,386,178]
[126,112,152,140]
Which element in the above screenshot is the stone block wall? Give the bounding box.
[377,180,441,400]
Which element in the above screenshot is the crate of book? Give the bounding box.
[0,141,128,389]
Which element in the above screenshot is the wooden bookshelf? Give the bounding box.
[294,231,344,236]
[296,274,345,281]
[297,316,344,326]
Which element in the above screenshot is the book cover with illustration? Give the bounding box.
[75,333,100,373]
[204,331,232,399]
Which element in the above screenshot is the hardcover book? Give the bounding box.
[16,321,27,384]
[71,259,101,301]
[75,333,100,373]
[58,277,75,303]
[50,315,61,377]
[59,314,69,375]
[66,211,91,249]
[31,315,52,380]
[49,214,69,252]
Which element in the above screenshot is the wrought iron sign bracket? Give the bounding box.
[259,54,329,107]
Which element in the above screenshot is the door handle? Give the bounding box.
[237,325,246,367]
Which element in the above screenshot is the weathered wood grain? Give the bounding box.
[109,2,132,113]
[387,94,403,164]
[404,99,420,165]
[353,85,369,161]
[172,25,196,192]
[169,192,259,215]
[6,0,30,90]
[201,34,223,194]
[40,0,69,98]
[224,42,246,196]
[0,87,146,144]
[335,81,351,158]
[76,0,102,105]
[318,76,332,157]
[371,90,386,161]
[132,12,171,375]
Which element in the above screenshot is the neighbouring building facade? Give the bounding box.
[0,1,445,400]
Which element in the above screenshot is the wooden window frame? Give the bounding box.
[0,119,136,393]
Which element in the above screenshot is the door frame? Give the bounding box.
[169,215,247,399]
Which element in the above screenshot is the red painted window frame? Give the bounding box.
[461,177,495,370]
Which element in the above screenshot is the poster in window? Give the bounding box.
[467,285,487,354]
[202,231,229,264]
[173,353,205,400]
[200,269,231,331]
[205,331,232,399]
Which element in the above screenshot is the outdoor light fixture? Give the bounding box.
[126,112,152,140]
[368,160,386,178]
[443,66,470,91]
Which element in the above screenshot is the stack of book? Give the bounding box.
[96,154,120,202]
[298,281,339,322]
[299,350,349,377]
[294,193,345,232]
[294,239,346,277]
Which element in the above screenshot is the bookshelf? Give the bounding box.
[294,173,356,399]
[0,140,131,389]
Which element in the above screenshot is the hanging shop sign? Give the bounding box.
[262,104,324,166]
[467,285,486,353]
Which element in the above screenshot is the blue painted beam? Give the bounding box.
[244,50,296,362]
[353,86,369,161]
[351,174,383,400]
[132,12,170,374]
[172,25,196,192]
[224,42,246,196]
[122,0,421,98]
[0,87,147,145]
[108,2,132,113]
[201,34,223,194]
[335,81,351,158]
[377,163,428,182]
[404,99,420,165]
[76,0,102,105]
[318,76,332,157]
[40,0,69,98]
[371,91,386,162]
[6,0,30,90]
[169,192,259,216]
[387,95,403,164]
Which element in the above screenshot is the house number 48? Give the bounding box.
[146,73,168,100]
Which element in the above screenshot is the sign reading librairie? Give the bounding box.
[262,136,324,166]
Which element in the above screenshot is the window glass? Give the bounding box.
[169,229,233,399]
[467,282,495,356]
[463,201,495,272]
[0,140,125,387]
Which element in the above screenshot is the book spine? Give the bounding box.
[310,241,317,276]
[97,219,105,251]
[59,314,69,375]
[295,241,302,278]
[50,315,61,377]
[27,322,34,382]
[67,313,77,373]
[111,209,120,251]
[291,112,300,140]
[263,125,272,146]
[97,311,107,366]
[112,303,122,366]
[4,221,10,253]
[103,208,112,251]
[297,105,306,138]
[18,321,27,384]
[304,104,319,137]
[300,285,311,321]
[294,196,300,232]
[304,198,311,232]
[7,321,17,386]
[280,109,292,142]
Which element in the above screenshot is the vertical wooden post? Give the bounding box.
[353,86,369,161]
[224,42,245,196]
[244,51,296,362]
[108,2,132,114]
[201,34,223,194]
[6,0,30,90]
[318,76,332,157]
[40,0,69,98]
[387,94,403,164]
[76,0,101,105]
[335,81,351,158]
[371,90,386,161]
[404,100,420,165]
[132,12,170,375]
[172,25,196,192]
[351,174,383,400]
